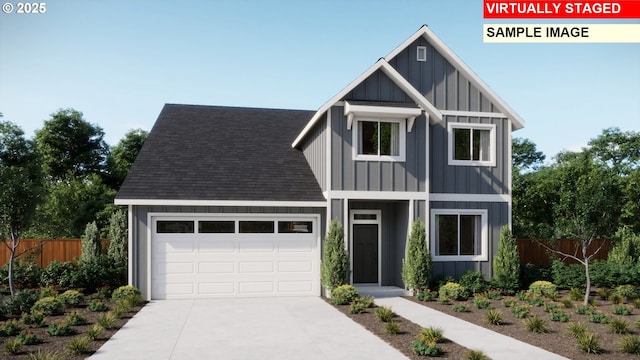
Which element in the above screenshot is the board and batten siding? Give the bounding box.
[301,115,327,192]
[388,37,497,112]
[429,201,509,279]
[344,69,413,103]
[430,115,509,195]
[330,105,427,192]
[130,205,326,299]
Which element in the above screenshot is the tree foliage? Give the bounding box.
[401,219,432,293]
[80,221,100,263]
[0,120,43,295]
[321,219,350,291]
[492,226,520,293]
[109,128,147,187]
[107,208,128,267]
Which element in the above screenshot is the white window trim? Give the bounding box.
[430,209,488,262]
[352,118,406,162]
[447,122,496,167]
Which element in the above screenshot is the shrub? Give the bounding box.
[46,320,76,336]
[492,226,520,293]
[80,221,101,262]
[576,332,601,354]
[112,285,142,302]
[633,298,640,309]
[526,294,544,307]
[416,289,438,302]
[542,302,558,313]
[609,293,624,304]
[560,298,573,308]
[458,270,488,295]
[355,295,374,308]
[472,296,492,309]
[510,304,530,319]
[437,298,451,305]
[107,208,128,268]
[524,315,550,333]
[349,301,366,314]
[86,324,103,340]
[0,257,41,289]
[31,296,64,316]
[21,310,46,328]
[17,329,43,345]
[320,220,349,291]
[614,284,638,301]
[520,263,552,289]
[39,286,58,299]
[88,299,109,312]
[465,349,490,360]
[502,299,516,308]
[96,312,118,329]
[484,289,502,300]
[619,335,640,355]
[608,318,631,334]
[608,227,640,267]
[384,320,401,335]
[452,304,469,313]
[39,261,77,289]
[112,301,131,318]
[551,260,585,290]
[75,255,126,293]
[568,288,583,301]
[515,291,528,301]
[529,280,557,298]
[65,311,86,326]
[66,336,90,356]
[439,282,467,301]
[0,319,22,336]
[568,322,589,338]
[574,304,590,315]
[597,287,612,300]
[3,338,23,355]
[330,285,358,306]
[485,309,503,325]
[417,326,444,343]
[402,220,432,293]
[587,311,608,324]
[549,310,570,322]
[58,290,84,308]
[374,306,395,322]
[4,289,39,316]
[612,305,633,316]
[411,338,443,357]
[27,350,63,360]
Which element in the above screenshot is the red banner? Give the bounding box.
[484,0,640,18]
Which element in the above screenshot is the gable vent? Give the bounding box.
[416,46,427,62]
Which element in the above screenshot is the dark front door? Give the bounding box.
[353,224,378,283]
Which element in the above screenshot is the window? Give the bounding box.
[278,221,313,233]
[198,221,235,233]
[431,210,487,261]
[448,123,496,166]
[157,221,194,233]
[239,221,274,233]
[353,119,406,161]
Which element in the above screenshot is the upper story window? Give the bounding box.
[448,123,496,167]
[353,119,406,161]
[431,209,488,262]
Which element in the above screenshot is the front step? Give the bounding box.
[355,286,409,298]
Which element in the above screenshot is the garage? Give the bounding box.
[150,216,320,299]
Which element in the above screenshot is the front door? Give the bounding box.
[351,210,381,284]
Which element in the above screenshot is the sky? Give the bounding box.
[1,0,638,160]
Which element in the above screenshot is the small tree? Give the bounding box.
[492,225,520,293]
[107,209,128,267]
[321,219,349,291]
[401,219,431,293]
[80,221,101,262]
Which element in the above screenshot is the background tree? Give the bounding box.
[0,120,43,295]
[80,221,101,262]
[35,109,109,181]
[512,137,546,172]
[107,208,128,268]
[402,219,431,293]
[321,219,349,291]
[492,226,520,294]
[107,128,148,188]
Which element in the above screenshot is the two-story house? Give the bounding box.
[115,25,525,300]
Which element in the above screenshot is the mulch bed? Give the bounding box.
[326,298,469,359]
[406,289,640,360]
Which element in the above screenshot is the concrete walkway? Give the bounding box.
[375,297,569,360]
[90,297,408,360]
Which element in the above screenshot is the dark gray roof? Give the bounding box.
[116,104,325,202]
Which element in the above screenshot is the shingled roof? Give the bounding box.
[115,104,325,202]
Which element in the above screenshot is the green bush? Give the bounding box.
[597,287,612,300]
[88,299,109,312]
[374,306,395,322]
[354,295,374,308]
[493,226,520,293]
[96,312,117,329]
[112,285,141,302]
[549,310,570,322]
[464,349,490,360]
[608,227,640,267]
[59,290,85,308]
[39,286,58,299]
[614,284,638,301]
[574,304,591,315]
[472,295,492,309]
[551,260,585,290]
[452,304,469,313]
[526,294,544,307]
[416,289,438,301]
[610,293,624,304]
[4,289,39,316]
[46,320,76,336]
[484,289,502,300]
[485,309,503,325]
[65,311,86,326]
[519,263,552,289]
[76,255,127,293]
[510,304,530,319]
[502,299,517,308]
[568,287,583,301]
[0,257,41,289]
[39,261,78,289]
[612,305,633,316]
[560,298,574,308]
[401,220,432,293]
[524,315,550,333]
[587,311,608,324]
[320,220,349,291]
[417,327,444,343]
[590,260,639,288]
[529,280,557,298]
[21,310,46,328]
[608,318,631,334]
[439,282,468,301]
[567,321,589,339]
[411,338,443,356]
[458,271,488,295]
[576,332,601,354]
[330,285,358,306]
[3,338,23,355]
[17,329,43,345]
[0,319,22,336]
[26,350,64,360]
[31,296,64,316]
[619,335,640,355]
[384,320,401,335]
[66,336,90,356]
[86,324,103,341]
[542,302,558,313]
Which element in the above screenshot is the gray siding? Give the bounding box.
[301,114,327,192]
[388,38,498,112]
[330,105,427,192]
[430,116,509,195]
[345,70,413,103]
[429,201,509,280]
[130,205,326,299]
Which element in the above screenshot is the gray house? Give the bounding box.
[115,25,525,300]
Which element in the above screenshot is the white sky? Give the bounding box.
[1,0,638,159]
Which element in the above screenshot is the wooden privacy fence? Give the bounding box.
[0,239,82,268]
[517,238,611,265]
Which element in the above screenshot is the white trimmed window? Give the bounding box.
[353,118,406,161]
[431,209,488,261]
[448,123,496,166]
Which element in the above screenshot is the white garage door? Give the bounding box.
[150,216,319,299]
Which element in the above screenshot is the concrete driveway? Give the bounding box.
[90,297,408,360]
